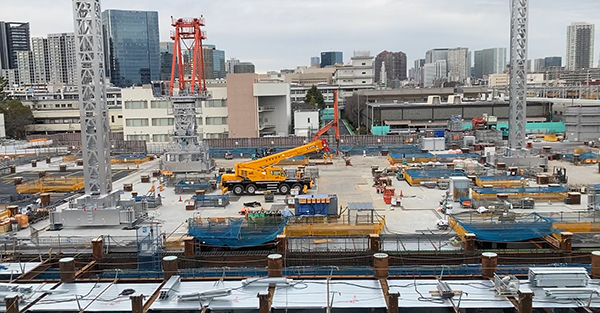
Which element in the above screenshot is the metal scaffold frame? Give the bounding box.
[508,0,528,150]
[73,0,112,195]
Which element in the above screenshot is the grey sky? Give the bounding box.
[2,0,599,72]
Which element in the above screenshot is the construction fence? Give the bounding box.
[27,132,147,155]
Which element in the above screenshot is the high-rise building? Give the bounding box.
[447,47,470,82]
[423,60,447,87]
[566,22,595,70]
[473,48,506,79]
[31,37,49,84]
[544,56,562,68]
[159,42,174,81]
[310,56,320,67]
[202,46,215,80]
[374,50,407,87]
[0,22,30,70]
[15,50,32,85]
[533,58,545,72]
[47,33,77,85]
[413,59,425,86]
[233,62,255,74]
[205,44,225,79]
[226,57,239,74]
[320,51,343,68]
[425,49,448,64]
[101,10,160,87]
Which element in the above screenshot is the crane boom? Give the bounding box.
[236,139,330,173]
[312,90,340,152]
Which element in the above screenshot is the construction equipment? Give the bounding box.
[552,166,568,184]
[311,90,340,153]
[221,139,331,195]
[472,114,497,130]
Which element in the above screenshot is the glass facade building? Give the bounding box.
[102,10,160,87]
[320,51,343,68]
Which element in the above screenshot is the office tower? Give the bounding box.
[15,51,32,85]
[320,51,343,67]
[233,62,255,73]
[205,44,225,79]
[423,60,447,87]
[102,10,160,87]
[533,58,545,72]
[473,48,506,78]
[47,33,77,85]
[447,47,470,82]
[566,22,595,70]
[544,56,562,68]
[413,59,425,86]
[226,57,239,73]
[374,50,407,86]
[159,42,174,81]
[202,46,215,80]
[0,22,30,70]
[310,56,320,67]
[31,37,50,83]
[425,49,448,64]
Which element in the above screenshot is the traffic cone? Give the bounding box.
[127,166,129,170]
[179,196,182,202]
[136,163,139,168]
[399,190,403,197]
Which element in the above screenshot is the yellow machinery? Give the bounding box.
[221,139,330,195]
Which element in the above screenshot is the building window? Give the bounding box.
[124,101,147,109]
[125,118,149,127]
[362,81,366,84]
[150,100,170,109]
[126,134,149,141]
[118,115,123,118]
[151,118,174,126]
[196,117,203,125]
[111,116,115,123]
[205,99,227,107]
[152,134,170,142]
[206,117,227,125]
[362,63,366,65]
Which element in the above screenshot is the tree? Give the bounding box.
[0,100,33,139]
[304,85,325,110]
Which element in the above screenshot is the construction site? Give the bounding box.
[2,0,600,312]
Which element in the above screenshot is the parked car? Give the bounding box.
[224,151,234,160]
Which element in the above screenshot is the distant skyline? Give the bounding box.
[1,0,599,73]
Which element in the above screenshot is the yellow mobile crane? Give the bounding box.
[221,139,331,195]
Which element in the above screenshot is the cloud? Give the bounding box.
[1,0,599,72]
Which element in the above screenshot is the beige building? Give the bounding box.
[227,73,291,137]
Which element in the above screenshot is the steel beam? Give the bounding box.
[508,0,529,150]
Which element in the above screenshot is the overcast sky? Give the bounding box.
[1,0,599,72]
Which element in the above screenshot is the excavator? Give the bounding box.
[220,139,331,195]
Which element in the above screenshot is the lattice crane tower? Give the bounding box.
[508,0,529,150]
[73,0,112,194]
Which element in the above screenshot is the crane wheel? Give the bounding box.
[246,184,257,194]
[278,183,290,194]
[292,183,303,193]
[233,184,244,195]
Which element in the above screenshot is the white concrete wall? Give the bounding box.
[294,110,319,136]
[0,114,5,138]
[254,82,291,136]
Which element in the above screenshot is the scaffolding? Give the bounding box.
[471,186,567,201]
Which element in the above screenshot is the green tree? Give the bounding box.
[304,85,325,110]
[0,100,33,140]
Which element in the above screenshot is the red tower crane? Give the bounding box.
[169,17,208,96]
[312,90,340,153]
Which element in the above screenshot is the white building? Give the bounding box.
[488,73,546,88]
[423,60,447,87]
[8,84,123,133]
[121,83,229,143]
[334,51,374,86]
[47,33,77,85]
[293,110,319,137]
